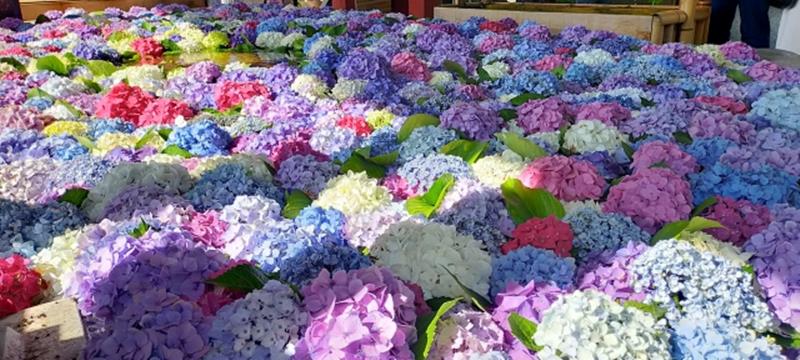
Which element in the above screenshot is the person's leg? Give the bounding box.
[738,0,771,48]
[709,0,738,44]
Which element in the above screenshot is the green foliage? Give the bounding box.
[500,179,566,224]
[405,174,456,218]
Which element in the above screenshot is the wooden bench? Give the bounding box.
[434,0,711,44]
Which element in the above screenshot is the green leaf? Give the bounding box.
[55,99,84,118]
[135,129,160,150]
[142,22,157,32]
[120,51,140,65]
[509,92,545,106]
[508,313,543,352]
[496,132,548,160]
[58,188,89,207]
[439,140,488,164]
[405,173,456,218]
[161,145,193,158]
[727,69,753,84]
[621,142,636,160]
[770,330,800,349]
[161,39,181,53]
[79,78,102,93]
[128,218,151,238]
[35,14,50,24]
[651,220,690,243]
[36,55,68,76]
[742,264,754,275]
[369,151,399,166]
[206,263,273,292]
[477,67,492,82]
[623,300,667,320]
[498,108,517,122]
[301,25,317,37]
[397,114,440,142]
[86,60,118,77]
[673,131,693,145]
[322,24,347,36]
[551,65,566,79]
[412,297,462,360]
[442,266,492,312]
[691,196,717,217]
[27,88,53,99]
[73,135,96,150]
[340,152,386,179]
[282,190,313,219]
[683,216,724,233]
[500,178,566,224]
[641,98,656,107]
[649,160,669,169]
[157,128,173,140]
[442,60,469,83]
[0,57,26,72]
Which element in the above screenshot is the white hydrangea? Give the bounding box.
[694,44,733,67]
[206,280,307,360]
[225,61,251,72]
[471,151,525,188]
[142,153,183,165]
[175,23,206,53]
[39,77,86,98]
[429,71,455,88]
[563,200,602,215]
[573,48,616,67]
[82,162,193,221]
[280,33,306,48]
[681,231,752,267]
[402,23,424,36]
[32,228,84,298]
[255,31,285,49]
[526,131,561,153]
[291,74,329,101]
[534,291,671,360]
[43,103,80,121]
[372,221,492,299]
[0,158,60,204]
[111,64,165,93]
[562,120,627,154]
[331,79,367,101]
[481,61,509,80]
[307,35,335,58]
[313,171,392,216]
[220,195,283,225]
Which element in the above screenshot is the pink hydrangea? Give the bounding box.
[390,52,431,82]
[603,168,693,234]
[136,98,194,127]
[687,111,756,144]
[745,60,783,82]
[694,96,748,114]
[182,210,230,248]
[94,82,155,123]
[518,155,606,201]
[477,34,514,54]
[131,37,163,64]
[296,267,418,360]
[503,215,574,256]
[533,54,572,72]
[701,196,772,247]
[336,114,372,137]
[631,140,699,177]
[720,41,759,63]
[516,98,571,134]
[269,138,327,169]
[574,102,631,126]
[457,84,487,100]
[382,173,413,200]
[213,81,270,111]
[0,105,52,130]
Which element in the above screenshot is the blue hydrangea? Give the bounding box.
[669,317,784,360]
[278,242,371,286]
[398,125,458,163]
[27,135,88,161]
[575,150,628,179]
[309,126,360,163]
[256,18,287,33]
[23,96,54,111]
[293,206,347,246]
[86,119,134,140]
[750,87,800,131]
[166,119,232,157]
[564,208,650,262]
[397,154,475,193]
[0,200,86,258]
[689,163,799,207]
[564,62,603,87]
[613,54,687,83]
[457,17,484,38]
[184,164,283,212]
[364,126,399,157]
[496,70,559,97]
[481,49,514,65]
[72,41,120,63]
[685,137,735,168]
[490,246,576,297]
[0,129,42,164]
[512,39,552,61]
[632,239,774,331]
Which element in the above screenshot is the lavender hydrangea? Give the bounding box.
[430,308,508,359]
[276,154,339,195]
[440,101,504,141]
[397,154,475,193]
[576,241,649,302]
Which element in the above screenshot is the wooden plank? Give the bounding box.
[434,6,653,40]
[0,299,85,360]
[355,0,391,11]
[480,2,676,16]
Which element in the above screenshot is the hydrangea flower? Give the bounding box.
[296,267,417,359]
[430,309,508,359]
[440,101,504,140]
[562,120,626,154]
[604,168,693,233]
[576,241,649,302]
[565,208,649,261]
[184,163,283,212]
[398,125,458,163]
[632,239,774,331]
[490,246,576,297]
[518,155,606,202]
[503,215,573,257]
[0,254,47,317]
[631,140,699,177]
[166,119,232,157]
[276,154,339,196]
[515,98,570,134]
[314,171,392,217]
[689,163,799,207]
[397,154,475,194]
[206,280,307,359]
[700,196,771,247]
[372,221,491,299]
[535,290,671,359]
[94,82,155,124]
[670,317,784,359]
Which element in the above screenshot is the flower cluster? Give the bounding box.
[0,254,47,317]
[518,155,606,201]
[491,246,576,297]
[604,168,693,233]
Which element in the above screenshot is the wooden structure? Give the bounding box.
[0,300,85,360]
[19,0,205,21]
[434,0,711,44]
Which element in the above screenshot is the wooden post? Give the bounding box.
[678,0,698,43]
[651,15,665,44]
[331,0,355,10]
[408,0,440,18]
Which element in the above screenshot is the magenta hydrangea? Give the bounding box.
[576,241,649,302]
[574,102,631,126]
[687,111,756,145]
[518,155,606,201]
[700,196,771,247]
[630,140,699,177]
[719,41,759,63]
[296,267,418,359]
[603,168,693,233]
[516,98,571,134]
[440,101,504,140]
